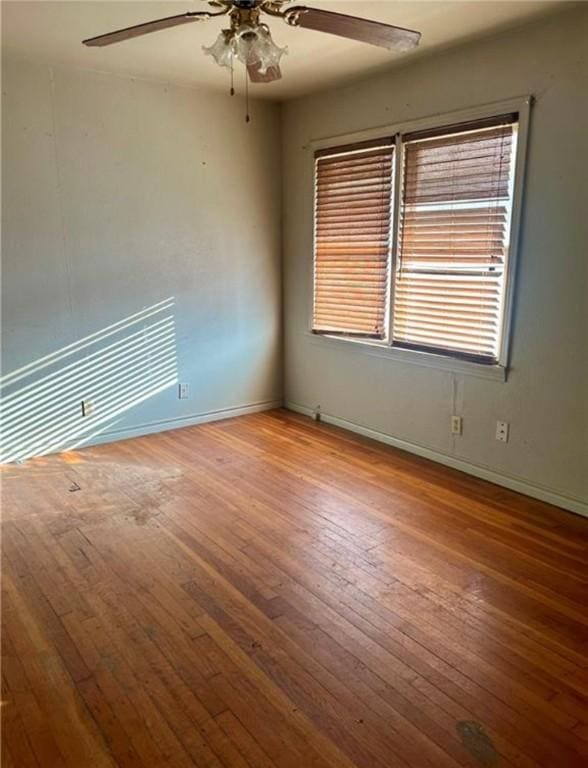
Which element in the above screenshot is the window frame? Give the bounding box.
[308,96,532,380]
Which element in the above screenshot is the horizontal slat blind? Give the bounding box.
[313,142,394,338]
[393,119,517,361]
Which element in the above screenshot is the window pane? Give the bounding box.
[393,120,517,362]
[313,144,394,339]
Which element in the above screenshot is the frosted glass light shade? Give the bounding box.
[244,25,287,73]
[203,31,236,69]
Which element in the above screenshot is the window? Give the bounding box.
[313,139,394,339]
[312,109,523,367]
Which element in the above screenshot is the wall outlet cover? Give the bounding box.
[451,416,463,436]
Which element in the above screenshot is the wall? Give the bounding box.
[282,5,588,515]
[1,58,282,461]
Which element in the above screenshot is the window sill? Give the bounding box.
[306,332,507,382]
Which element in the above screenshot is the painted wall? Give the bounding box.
[1,59,282,461]
[282,5,588,513]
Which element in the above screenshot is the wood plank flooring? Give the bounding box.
[2,408,588,768]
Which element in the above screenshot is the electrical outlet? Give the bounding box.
[451,416,463,436]
[81,400,95,417]
[496,421,509,443]
[178,383,190,400]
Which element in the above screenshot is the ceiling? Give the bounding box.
[2,1,563,100]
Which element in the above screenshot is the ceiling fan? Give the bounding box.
[82,1,421,86]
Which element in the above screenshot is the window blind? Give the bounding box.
[313,140,394,338]
[393,117,517,362]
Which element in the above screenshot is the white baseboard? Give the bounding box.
[285,401,587,519]
[88,399,283,448]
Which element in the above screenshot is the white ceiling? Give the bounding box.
[2,1,563,100]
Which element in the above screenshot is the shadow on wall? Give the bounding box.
[1,298,179,463]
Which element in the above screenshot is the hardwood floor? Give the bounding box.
[2,409,587,768]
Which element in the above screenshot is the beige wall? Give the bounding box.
[1,59,282,460]
[282,5,588,514]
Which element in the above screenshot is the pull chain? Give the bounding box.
[245,67,251,123]
[230,58,235,97]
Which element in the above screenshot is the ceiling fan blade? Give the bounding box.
[82,12,217,47]
[285,7,421,51]
[247,63,283,84]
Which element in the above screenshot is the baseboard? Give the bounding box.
[87,399,284,448]
[285,401,587,518]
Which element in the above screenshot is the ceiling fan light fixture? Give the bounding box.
[203,22,287,77]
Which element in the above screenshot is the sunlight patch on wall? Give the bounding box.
[0,298,179,463]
